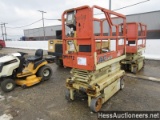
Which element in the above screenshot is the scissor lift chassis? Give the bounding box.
[121,50,145,73]
[62,5,127,112]
[121,22,147,73]
[66,56,125,112]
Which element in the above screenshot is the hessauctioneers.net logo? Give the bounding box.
[97,111,160,119]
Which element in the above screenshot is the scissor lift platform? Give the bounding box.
[121,23,147,73]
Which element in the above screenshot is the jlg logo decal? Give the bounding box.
[98,55,112,63]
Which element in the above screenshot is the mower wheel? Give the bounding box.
[37,65,52,81]
[1,78,16,92]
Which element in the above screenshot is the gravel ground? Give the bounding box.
[0,48,160,120]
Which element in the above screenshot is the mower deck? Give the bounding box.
[15,75,42,87]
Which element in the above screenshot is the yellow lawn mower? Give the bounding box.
[0,49,52,92]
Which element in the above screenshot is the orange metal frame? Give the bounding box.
[126,22,147,53]
[62,5,126,71]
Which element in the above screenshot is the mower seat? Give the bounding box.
[27,49,43,62]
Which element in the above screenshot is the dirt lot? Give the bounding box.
[0,48,160,120]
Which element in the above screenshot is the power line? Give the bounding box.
[94,0,150,15]
[114,0,150,11]
[6,19,42,29]
[44,18,61,21]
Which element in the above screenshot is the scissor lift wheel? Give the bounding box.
[90,96,102,112]
[120,77,125,90]
[65,89,71,101]
[65,89,75,102]
[132,66,138,74]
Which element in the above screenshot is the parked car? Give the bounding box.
[0,40,5,50]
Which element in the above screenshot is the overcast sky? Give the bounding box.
[0,0,159,40]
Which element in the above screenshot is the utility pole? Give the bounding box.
[0,24,4,41]
[109,0,111,10]
[108,0,111,36]
[3,23,7,41]
[38,10,46,40]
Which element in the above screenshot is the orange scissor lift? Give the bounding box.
[62,5,126,112]
[121,23,147,73]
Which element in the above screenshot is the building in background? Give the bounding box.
[24,10,160,40]
[24,25,62,41]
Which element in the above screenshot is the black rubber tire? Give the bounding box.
[55,59,63,67]
[120,77,125,90]
[142,60,145,68]
[65,89,74,102]
[1,78,16,92]
[90,96,102,112]
[21,85,27,89]
[37,65,52,81]
[132,66,138,74]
